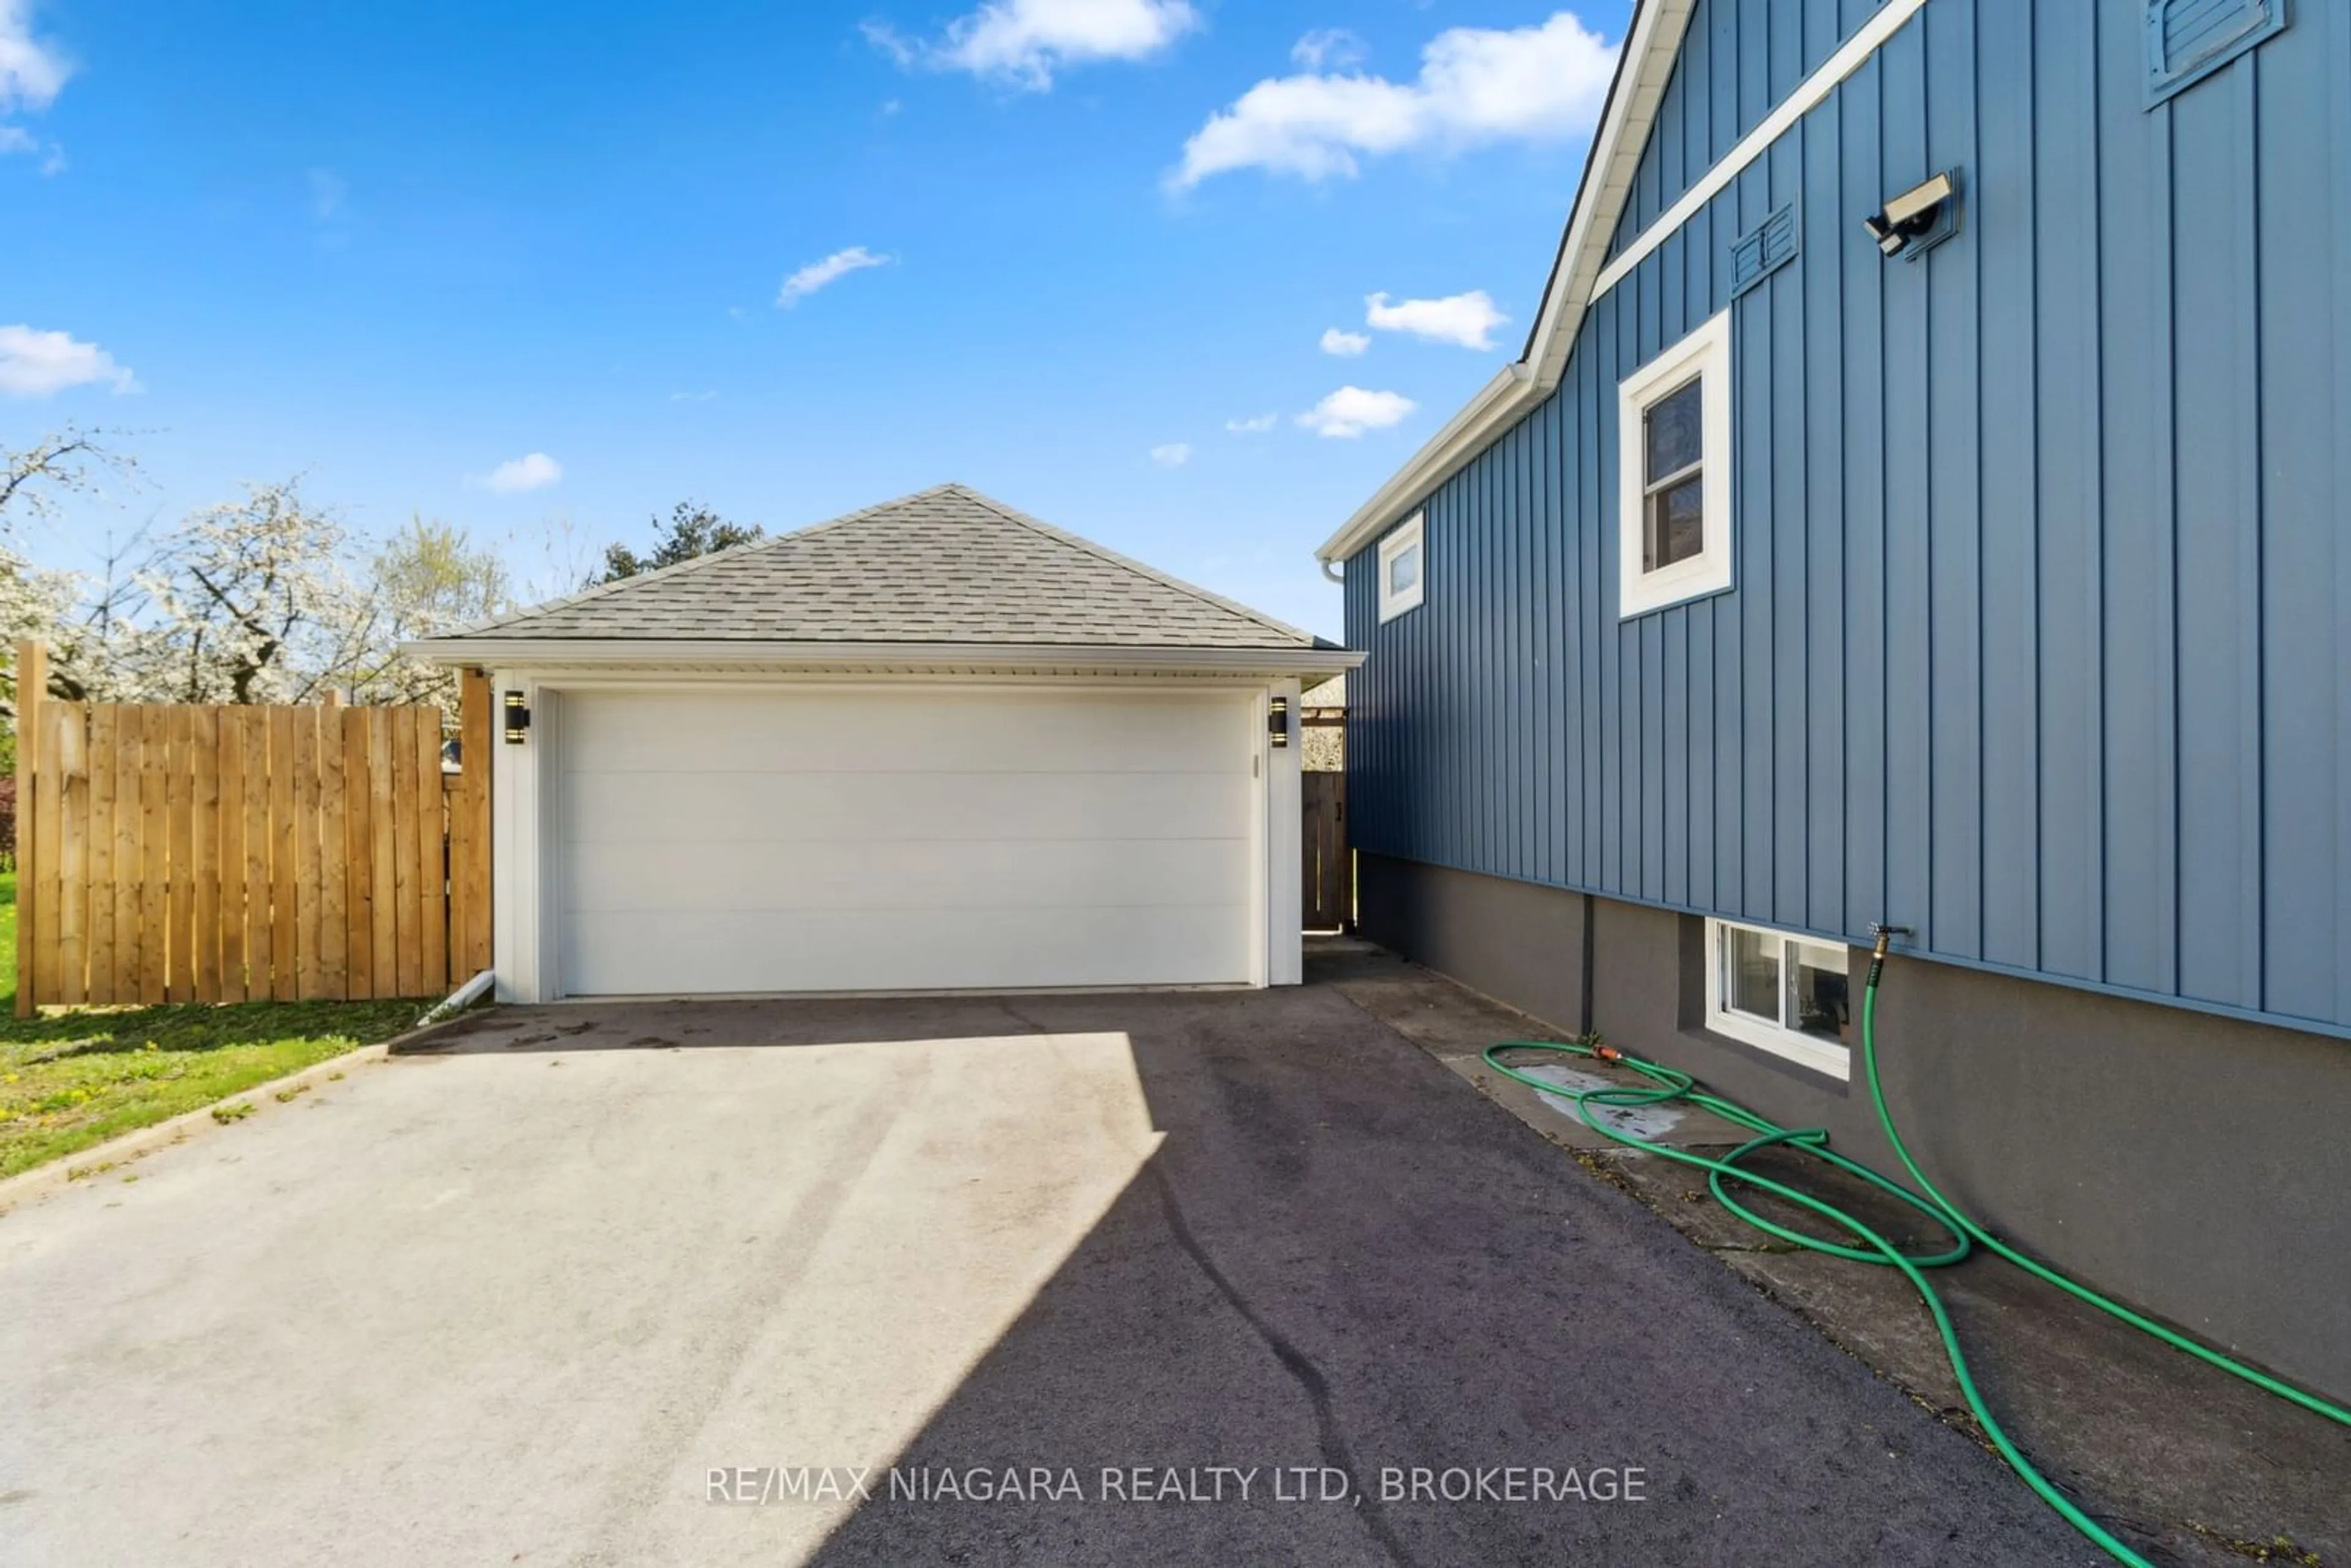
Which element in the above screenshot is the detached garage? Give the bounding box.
[410,485,1359,1002]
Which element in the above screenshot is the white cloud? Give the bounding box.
[1319,326,1370,357]
[778,245,893,306]
[1296,386,1415,439]
[1365,289,1507,350]
[1172,10,1614,189]
[482,452,563,493]
[669,389,719,403]
[0,324,138,397]
[869,0,1198,91]
[0,0,70,113]
[1149,441,1191,468]
[1,0,69,171]
[1224,413,1277,434]
[309,168,347,220]
[860,20,921,69]
[0,122,62,173]
[1290,28,1365,71]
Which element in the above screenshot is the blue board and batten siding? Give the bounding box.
[1343,0,2351,1038]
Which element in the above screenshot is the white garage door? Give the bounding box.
[555,686,1258,996]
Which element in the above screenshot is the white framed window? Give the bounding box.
[1704,918,1853,1079]
[1377,511,1425,622]
[1618,311,1733,617]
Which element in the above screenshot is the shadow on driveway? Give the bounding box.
[435,983,2094,1567]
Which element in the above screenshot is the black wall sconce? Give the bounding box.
[1864,170,1959,261]
[503,690,531,744]
[1269,695,1291,748]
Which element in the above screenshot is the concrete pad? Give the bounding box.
[1318,938,1761,1151]
[1321,939,2351,1568]
[0,1027,1163,1566]
[0,980,2106,1567]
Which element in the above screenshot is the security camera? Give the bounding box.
[1863,171,1958,260]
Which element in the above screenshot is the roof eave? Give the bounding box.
[1313,364,1545,566]
[402,637,1365,681]
[1313,0,1698,567]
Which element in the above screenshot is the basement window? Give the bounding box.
[1378,511,1425,622]
[1618,312,1733,618]
[1704,918,1853,1079]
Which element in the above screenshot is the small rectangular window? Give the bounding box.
[1377,512,1425,622]
[1618,312,1733,618]
[1704,918,1853,1079]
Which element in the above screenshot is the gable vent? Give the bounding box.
[2147,0,2286,105]
[1728,205,1799,299]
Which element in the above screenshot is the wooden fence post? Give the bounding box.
[54,700,88,1006]
[451,670,492,978]
[268,706,298,1002]
[137,707,167,1006]
[218,708,249,1003]
[342,708,373,999]
[13,639,43,1016]
[190,707,222,1002]
[414,706,445,995]
[165,706,195,1002]
[88,706,118,1002]
[367,707,397,994]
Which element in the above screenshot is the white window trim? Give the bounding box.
[1618,311,1733,618]
[1703,917,1853,1081]
[1376,511,1426,622]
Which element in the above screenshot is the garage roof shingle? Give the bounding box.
[436,484,1324,650]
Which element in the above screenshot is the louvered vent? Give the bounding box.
[1728,205,1799,299]
[2147,0,2285,105]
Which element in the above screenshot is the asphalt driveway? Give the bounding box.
[0,979,2091,1566]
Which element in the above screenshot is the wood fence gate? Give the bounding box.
[13,643,491,1012]
[1302,771,1349,931]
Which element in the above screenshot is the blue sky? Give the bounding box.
[2,0,1627,638]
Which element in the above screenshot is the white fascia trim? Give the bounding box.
[1314,365,1542,568]
[1313,0,1695,567]
[1314,0,1928,567]
[404,638,1364,680]
[1590,0,1928,299]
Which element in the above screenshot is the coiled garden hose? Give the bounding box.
[1479,932,2351,1568]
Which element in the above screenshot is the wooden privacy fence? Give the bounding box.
[1302,771,1349,932]
[13,645,491,1012]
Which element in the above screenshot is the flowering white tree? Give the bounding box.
[123,479,383,704]
[2,440,512,711]
[342,516,512,707]
[0,547,88,718]
[1,426,150,721]
[0,426,142,532]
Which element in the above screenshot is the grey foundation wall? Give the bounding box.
[1357,852,2351,1406]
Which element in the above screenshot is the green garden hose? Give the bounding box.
[1479,932,2351,1568]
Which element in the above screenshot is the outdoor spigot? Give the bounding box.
[1867,923,1913,986]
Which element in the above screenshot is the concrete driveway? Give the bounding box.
[0,976,2091,1566]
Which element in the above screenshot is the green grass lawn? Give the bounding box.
[0,872,424,1181]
